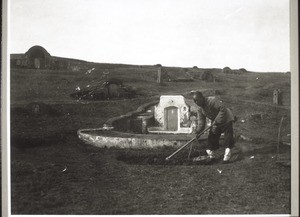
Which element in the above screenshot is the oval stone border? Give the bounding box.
[78,128,198,149]
[77,99,208,149]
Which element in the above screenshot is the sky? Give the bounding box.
[9,0,290,72]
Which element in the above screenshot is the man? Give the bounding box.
[191,91,235,163]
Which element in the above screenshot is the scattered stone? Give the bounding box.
[248,113,264,121]
[239,135,252,141]
[214,89,223,95]
[70,78,136,100]
[25,102,61,116]
[85,68,95,74]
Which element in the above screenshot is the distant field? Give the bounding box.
[10,63,291,214]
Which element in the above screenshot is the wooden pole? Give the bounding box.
[277,116,284,160]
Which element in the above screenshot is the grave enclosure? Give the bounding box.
[78,95,211,149]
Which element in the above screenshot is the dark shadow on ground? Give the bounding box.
[115,143,290,166]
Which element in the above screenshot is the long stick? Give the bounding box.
[277,116,284,160]
[188,142,193,160]
[165,125,212,161]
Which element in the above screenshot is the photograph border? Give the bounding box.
[2,0,299,216]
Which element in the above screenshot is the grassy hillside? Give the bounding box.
[11,64,290,105]
[10,61,291,214]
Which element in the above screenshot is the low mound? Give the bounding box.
[11,102,61,117]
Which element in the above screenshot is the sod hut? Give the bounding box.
[239,68,248,73]
[25,46,51,69]
[200,70,214,82]
[10,45,87,70]
[222,66,231,74]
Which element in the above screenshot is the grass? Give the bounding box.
[10,63,291,214]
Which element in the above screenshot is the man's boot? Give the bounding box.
[205,149,216,163]
[206,149,216,159]
[223,148,231,163]
[192,149,215,163]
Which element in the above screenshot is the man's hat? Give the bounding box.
[191,91,205,106]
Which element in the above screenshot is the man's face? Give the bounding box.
[193,95,204,107]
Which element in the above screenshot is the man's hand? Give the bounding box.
[211,125,218,134]
[211,122,218,134]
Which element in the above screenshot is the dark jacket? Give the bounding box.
[196,96,234,133]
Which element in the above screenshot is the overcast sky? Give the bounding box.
[10,0,290,72]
